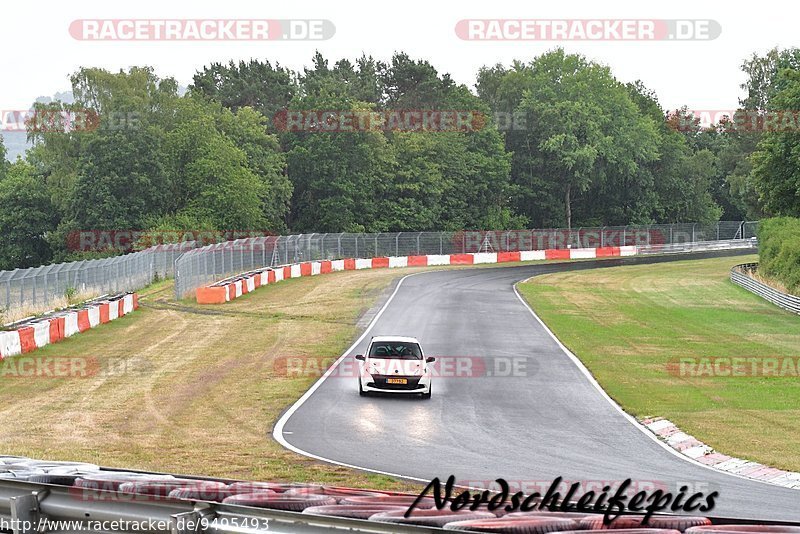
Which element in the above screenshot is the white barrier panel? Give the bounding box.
[620,246,638,257]
[0,330,22,358]
[426,255,451,266]
[122,295,133,314]
[274,269,284,282]
[520,250,547,261]
[224,285,231,302]
[311,262,322,275]
[472,253,498,264]
[246,278,256,292]
[290,264,302,278]
[260,271,269,286]
[389,256,408,268]
[235,281,243,298]
[64,312,80,337]
[570,248,597,259]
[331,259,345,272]
[108,301,119,321]
[88,307,101,328]
[33,322,50,348]
[355,259,372,270]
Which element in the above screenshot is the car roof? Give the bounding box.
[370,335,420,343]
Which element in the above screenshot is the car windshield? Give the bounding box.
[368,342,422,360]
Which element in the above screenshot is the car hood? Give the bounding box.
[366,358,425,376]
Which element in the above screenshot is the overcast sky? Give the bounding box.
[2,0,798,112]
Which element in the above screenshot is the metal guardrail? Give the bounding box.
[731,263,800,315]
[173,222,759,299]
[2,466,798,534]
[638,238,758,256]
[0,478,442,534]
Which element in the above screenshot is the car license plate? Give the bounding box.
[387,378,407,384]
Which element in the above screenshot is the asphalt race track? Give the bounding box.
[276,250,800,522]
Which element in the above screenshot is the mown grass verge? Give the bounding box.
[518,255,800,471]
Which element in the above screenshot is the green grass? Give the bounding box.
[519,254,800,471]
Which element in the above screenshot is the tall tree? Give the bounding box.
[191,59,296,124]
[0,160,57,269]
[480,50,660,229]
[751,68,800,215]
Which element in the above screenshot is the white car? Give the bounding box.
[355,336,434,398]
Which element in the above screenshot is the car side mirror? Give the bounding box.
[426,357,436,363]
[355,354,365,361]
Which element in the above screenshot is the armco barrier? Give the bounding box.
[195,239,758,305]
[195,247,639,304]
[731,263,800,314]
[0,293,139,359]
[174,223,759,299]
[0,455,795,533]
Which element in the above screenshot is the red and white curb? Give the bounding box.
[196,246,638,304]
[0,293,139,359]
[641,417,800,489]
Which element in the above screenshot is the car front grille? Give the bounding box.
[368,375,424,390]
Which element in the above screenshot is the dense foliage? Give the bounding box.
[0,47,797,270]
[758,217,800,294]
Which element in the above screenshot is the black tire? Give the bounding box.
[25,474,80,486]
[303,504,406,519]
[580,515,711,532]
[533,530,681,534]
[359,381,368,397]
[340,495,438,508]
[228,481,295,493]
[422,384,431,399]
[222,493,337,511]
[371,509,495,528]
[686,527,800,534]
[506,511,601,521]
[444,516,579,532]
[74,473,176,491]
[169,487,243,502]
[118,480,227,497]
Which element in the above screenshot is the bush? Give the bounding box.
[758,217,800,294]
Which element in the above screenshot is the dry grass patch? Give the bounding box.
[0,270,427,490]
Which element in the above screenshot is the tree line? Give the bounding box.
[0,48,797,270]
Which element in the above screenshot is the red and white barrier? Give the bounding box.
[0,293,139,360]
[196,246,641,305]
